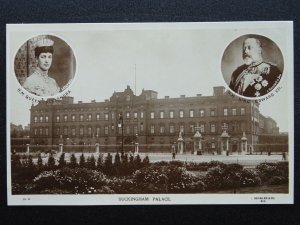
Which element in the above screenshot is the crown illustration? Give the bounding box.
[35,38,54,47]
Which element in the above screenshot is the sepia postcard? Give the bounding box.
[6,22,294,205]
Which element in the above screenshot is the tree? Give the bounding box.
[104,153,113,175]
[27,155,34,169]
[47,154,56,170]
[114,152,121,176]
[134,154,142,170]
[58,153,66,168]
[120,153,129,175]
[86,155,96,169]
[11,152,22,171]
[89,154,96,170]
[69,153,78,168]
[142,155,150,166]
[79,153,85,168]
[96,153,104,171]
[37,154,44,170]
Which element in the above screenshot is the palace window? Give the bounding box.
[160,111,164,119]
[71,128,76,136]
[140,123,144,132]
[134,112,138,119]
[88,114,92,121]
[64,115,68,122]
[179,110,184,118]
[200,124,205,133]
[134,125,138,134]
[224,108,228,116]
[141,112,144,118]
[169,111,174,119]
[211,143,216,148]
[45,128,49,136]
[45,116,49,122]
[96,127,100,136]
[88,127,92,136]
[179,124,185,133]
[126,126,130,135]
[34,128,38,136]
[56,127,60,136]
[160,125,165,134]
[126,112,130,119]
[56,115,60,122]
[39,128,43,136]
[232,108,237,116]
[169,125,175,134]
[72,115,76,121]
[150,125,155,134]
[210,124,216,133]
[189,110,194,118]
[241,108,245,115]
[34,116,38,123]
[111,112,115,120]
[190,124,195,133]
[104,126,109,135]
[80,114,84,121]
[210,109,215,117]
[200,109,205,117]
[111,123,115,131]
[105,113,109,120]
[39,116,43,123]
[150,112,155,119]
[63,127,68,136]
[79,127,84,136]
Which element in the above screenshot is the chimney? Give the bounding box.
[165,96,170,99]
[213,86,225,96]
[180,95,186,98]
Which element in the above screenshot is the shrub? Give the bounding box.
[133,164,205,193]
[256,162,288,184]
[33,167,110,194]
[240,169,261,187]
[205,164,244,190]
[108,177,137,194]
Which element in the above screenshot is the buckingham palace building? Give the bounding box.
[28,85,284,154]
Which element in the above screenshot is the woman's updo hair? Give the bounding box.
[34,46,54,58]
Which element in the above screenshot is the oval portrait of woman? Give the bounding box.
[14,34,76,97]
[221,34,284,98]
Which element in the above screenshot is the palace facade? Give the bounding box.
[29,86,281,154]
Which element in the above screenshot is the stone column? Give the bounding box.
[95,143,100,153]
[134,142,139,154]
[178,138,184,154]
[59,144,63,153]
[26,144,30,154]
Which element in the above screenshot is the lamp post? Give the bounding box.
[135,133,139,154]
[118,113,124,154]
[220,123,230,156]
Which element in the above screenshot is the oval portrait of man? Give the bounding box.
[221,34,284,98]
[14,34,76,97]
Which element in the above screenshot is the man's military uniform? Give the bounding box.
[229,61,282,97]
[23,67,60,96]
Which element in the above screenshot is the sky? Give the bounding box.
[8,23,293,132]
